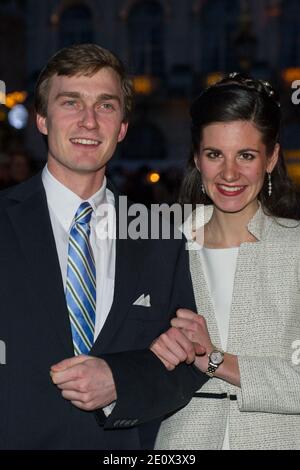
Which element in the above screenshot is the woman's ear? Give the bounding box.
[194,153,200,172]
[267,143,280,173]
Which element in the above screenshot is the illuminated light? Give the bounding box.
[266,5,281,17]
[5,91,28,109]
[0,80,5,104]
[15,91,25,102]
[284,149,300,160]
[132,76,153,95]
[287,164,300,183]
[206,72,224,87]
[282,68,300,84]
[8,104,28,129]
[51,13,60,26]
[147,172,160,184]
[283,151,300,184]
[6,95,15,109]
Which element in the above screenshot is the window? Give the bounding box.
[120,121,166,160]
[59,4,94,48]
[128,0,164,77]
[199,0,240,73]
[280,0,300,67]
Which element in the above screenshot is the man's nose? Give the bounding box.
[78,107,98,130]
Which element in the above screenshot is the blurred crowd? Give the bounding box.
[108,165,184,206]
[0,150,37,190]
[0,151,184,205]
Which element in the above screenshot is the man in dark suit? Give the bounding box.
[0,44,208,450]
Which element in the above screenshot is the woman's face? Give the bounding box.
[195,120,279,215]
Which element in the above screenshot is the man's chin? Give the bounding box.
[73,165,104,174]
[66,160,107,174]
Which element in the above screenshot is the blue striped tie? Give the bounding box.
[66,202,96,355]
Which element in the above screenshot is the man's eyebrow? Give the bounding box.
[55,91,81,100]
[54,91,121,104]
[98,93,121,104]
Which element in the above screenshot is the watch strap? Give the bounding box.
[206,363,218,377]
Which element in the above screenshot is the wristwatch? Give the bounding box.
[206,348,224,377]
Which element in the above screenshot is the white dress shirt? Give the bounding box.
[42,165,116,341]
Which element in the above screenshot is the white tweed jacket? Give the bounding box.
[155,206,300,450]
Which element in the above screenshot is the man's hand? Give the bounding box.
[171,309,214,373]
[50,355,117,411]
[150,327,205,370]
[150,309,211,371]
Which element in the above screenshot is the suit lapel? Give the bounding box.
[91,236,145,354]
[5,175,73,356]
[91,187,146,354]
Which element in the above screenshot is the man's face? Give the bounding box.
[36,67,128,177]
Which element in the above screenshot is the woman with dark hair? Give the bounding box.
[151,74,300,450]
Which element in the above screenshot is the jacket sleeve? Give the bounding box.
[237,260,300,414]
[237,354,300,414]
[98,237,209,429]
[101,350,208,429]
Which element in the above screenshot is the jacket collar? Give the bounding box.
[4,172,44,202]
[246,204,271,241]
[183,203,274,245]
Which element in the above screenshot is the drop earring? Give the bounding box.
[268,172,272,197]
[201,183,205,194]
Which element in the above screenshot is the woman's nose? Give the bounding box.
[220,159,240,182]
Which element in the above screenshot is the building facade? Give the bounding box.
[1,0,300,181]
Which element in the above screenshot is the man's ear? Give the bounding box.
[117,121,128,143]
[36,113,48,136]
[267,143,280,173]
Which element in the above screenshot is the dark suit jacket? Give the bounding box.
[0,174,208,450]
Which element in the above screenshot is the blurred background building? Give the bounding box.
[1,0,300,202]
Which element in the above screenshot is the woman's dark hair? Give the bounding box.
[179,73,300,220]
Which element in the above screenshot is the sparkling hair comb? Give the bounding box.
[225,72,280,106]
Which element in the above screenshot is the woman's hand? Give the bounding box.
[151,308,241,386]
[171,308,214,352]
[150,308,208,370]
[173,310,240,386]
[171,308,215,373]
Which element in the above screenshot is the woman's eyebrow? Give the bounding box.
[202,146,260,153]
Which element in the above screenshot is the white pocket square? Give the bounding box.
[133,294,151,307]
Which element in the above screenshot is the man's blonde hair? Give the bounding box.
[34,43,133,122]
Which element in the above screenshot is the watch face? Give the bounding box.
[210,350,224,365]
